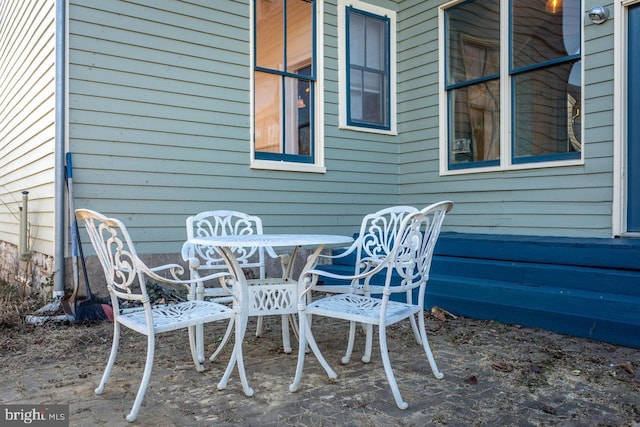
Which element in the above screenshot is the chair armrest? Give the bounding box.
[180,241,194,262]
[262,245,294,279]
[138,261,237,302]
[298,258,386,299]
[317,241,358,261]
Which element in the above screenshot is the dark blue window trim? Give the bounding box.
[253,0,317,164]
[345,6,391,131]
[449,159,500,170]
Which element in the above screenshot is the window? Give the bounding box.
[442,0,582,173]
[338,0,396,134]
[253,0,318,167]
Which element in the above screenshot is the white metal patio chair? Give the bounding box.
[182,210,295,362]
[311,205,421,363]
[76,209,252,423]
[291,201,453,410]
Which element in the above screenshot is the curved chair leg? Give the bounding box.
[361,323,373,363]
[289,316,308,392]
[341,321,357,364]
[379,324,408,410]
[188,324,205,372]
[406,290,422,344]
[418,309,444,379]
[126,334,156,422]
[408,314,422,344]
[209,317,235,362]
[290,313,337,393]
[95,322,121,395]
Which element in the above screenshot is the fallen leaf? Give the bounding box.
[618,361,636,376]
[464,375,478,385]
[540,404,556,415]
[491,362,513,372]
[431,306,458,321]
[431,307,447,321]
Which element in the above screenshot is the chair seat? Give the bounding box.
[118,300,234,335]
[306,293,420,327]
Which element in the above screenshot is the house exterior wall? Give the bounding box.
[0,0,622,291]
[0,0,57,287]
[396,0,615,238]
[67,0,402,255]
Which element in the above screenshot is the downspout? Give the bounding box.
[53,0,66,298]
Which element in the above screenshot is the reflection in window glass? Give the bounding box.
[513,61,581,160]
[446,0,500,166]
[448,81,500,165]
[511,0,581,162]
[287,0,313,73]
[254,71,282,153]
[256,0,284,70]
[443,0,581,170]
[446,0,500,85]
[511,0,581,70]
[254,0,315,163]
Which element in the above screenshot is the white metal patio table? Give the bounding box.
[185,233,354,393]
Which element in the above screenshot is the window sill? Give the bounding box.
[439,157,585,176]
[250,159,327,174]
[338,124,397,136]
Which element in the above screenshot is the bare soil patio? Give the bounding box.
[1,304,639,427]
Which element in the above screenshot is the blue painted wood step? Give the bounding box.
[314,232,640,348]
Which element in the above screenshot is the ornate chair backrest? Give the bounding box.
[355,206,419,274]
[376,201,453,299]
[185,210,266,278]
[75,209,152,311]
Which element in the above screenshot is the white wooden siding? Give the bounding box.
[0,0,56,254]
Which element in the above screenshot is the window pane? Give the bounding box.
[286,0,313,73]
[365,18,385,71]
[350,68,363,121]
[446,0,500,86]
[283,74,312,156]
[297,78,312,155]
[254,0,315,161]
[255,72,282,153]
[256,0,284,70]
[513,61,581,159]
[511,0,581,70]
[349,12,365,67]
[363,71,385,125]
[448,80,500,165]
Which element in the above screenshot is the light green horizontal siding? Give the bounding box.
[68,0,404,253]
[396,0,615,238]
[65,0,619,257]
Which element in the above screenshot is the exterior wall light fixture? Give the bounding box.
[588,5,609,24]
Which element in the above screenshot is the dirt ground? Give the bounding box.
[1,307,639,427]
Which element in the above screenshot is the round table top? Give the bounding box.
[188,234,353,248]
